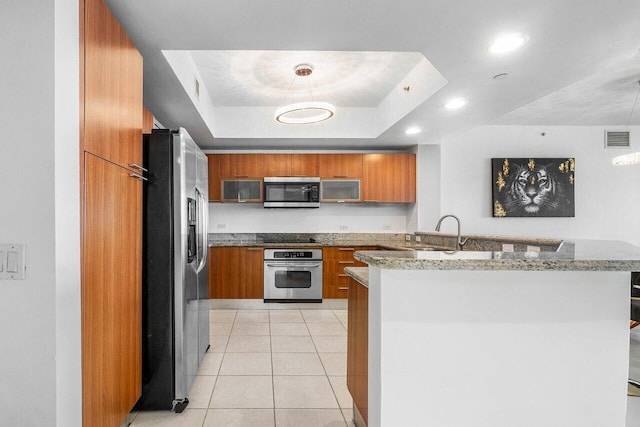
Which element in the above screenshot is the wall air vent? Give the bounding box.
[604,131,630,148]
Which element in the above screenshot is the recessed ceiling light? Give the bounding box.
[489,33,528,54]
[444,98,468,110]
[405,127,421,135]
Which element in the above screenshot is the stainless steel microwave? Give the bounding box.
[263,177,320,208]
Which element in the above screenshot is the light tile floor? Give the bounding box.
[130,307,355,427]
[130,306,640,426]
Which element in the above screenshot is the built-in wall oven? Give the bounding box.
[264,249,323,302]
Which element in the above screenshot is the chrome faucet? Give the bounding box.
[435,214,468,250]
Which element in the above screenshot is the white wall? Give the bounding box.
[209,203,409,233]
[54,0,81,425]
[0,1,80,425]
[440,126,640,246]
[407,144,441,233]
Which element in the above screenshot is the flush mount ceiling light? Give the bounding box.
[275,64,335,125]
[489,33,528,54]
[444,98,468,110]
[405,127,422,135]
[612,152,640,165]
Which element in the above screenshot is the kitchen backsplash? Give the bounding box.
[208,202,410,233]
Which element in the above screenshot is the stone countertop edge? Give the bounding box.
[344,267,369,288]
[207,241,426,249]
[353,240,640,272]
[415,231,563,246]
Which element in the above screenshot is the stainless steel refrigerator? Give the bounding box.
[137,128,209,412]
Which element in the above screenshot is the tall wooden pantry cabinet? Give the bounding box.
[80,0,144,425]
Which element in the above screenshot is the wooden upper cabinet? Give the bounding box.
[83,0,143,168]
[207,154,221,201]
[263,154,290,177]
[219,154,264,178]
[142,108,154,134]
[362,153,416,203]
[319,154,363,178]
[262,154,319,177]
[290,154,319,177]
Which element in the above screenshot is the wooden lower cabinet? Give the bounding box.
[82,153,142,427]
[323,247,377,298]
[209,247,264,298]
[347,277,368,425]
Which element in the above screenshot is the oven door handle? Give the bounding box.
[265,263,322,268]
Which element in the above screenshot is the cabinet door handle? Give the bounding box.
[338,287,349,290]
[129,163,148,172]
[338,261,354,264]
[129,173,148,181]
[338,248,355,251]
[334,175,347,178]
[247,247,263,251]
[338,274,349,277]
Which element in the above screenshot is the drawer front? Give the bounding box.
[323,274,350,298]
[324,284,349,298]
[323,260,352,298]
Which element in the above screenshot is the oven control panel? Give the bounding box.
[274,251,312,259]
[264,248,323,261]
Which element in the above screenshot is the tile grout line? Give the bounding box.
[203,309,235,423]
[304,311,345,422]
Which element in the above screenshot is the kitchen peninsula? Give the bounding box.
[348,238,640,427]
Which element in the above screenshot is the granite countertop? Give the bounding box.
[354,240,640,271]
[207,240,436,250]
[207,232,429,249]
[344,267,369,287]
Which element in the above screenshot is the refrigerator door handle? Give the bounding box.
[195,187,208,274]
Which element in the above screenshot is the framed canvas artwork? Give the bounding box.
[492,157,575,217]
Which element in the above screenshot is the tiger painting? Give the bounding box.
[492,158,575,217]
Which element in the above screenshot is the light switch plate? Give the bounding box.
[0,244,26,280]
[415,236,422,243]
[405,234,411,241]
[502,244,514,252]
[527,245,541,252]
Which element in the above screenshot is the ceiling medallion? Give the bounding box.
[275,64,335,125]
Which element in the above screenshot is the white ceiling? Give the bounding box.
[104,0,640,149]
[190,50,424,107]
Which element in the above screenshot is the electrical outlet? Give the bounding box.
[415,236,422,243]
[383,224,392,230]
[527,245,540,252]
[405,234,411,241]
[339,224,348,230]
[502,244,514,252]
[217,223,228,229]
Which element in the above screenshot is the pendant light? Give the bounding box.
[275,64,335,125]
